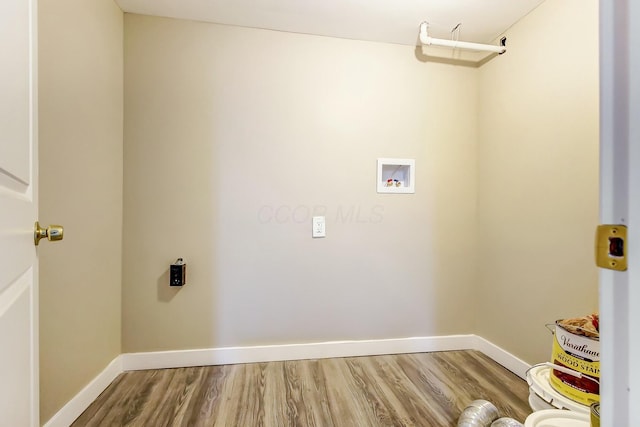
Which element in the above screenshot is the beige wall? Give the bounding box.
[476,0,599,363]
[38,0,123,422]
[122,14,479,352]
[36,1,599,418]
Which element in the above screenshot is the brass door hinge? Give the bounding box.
[595,224,627,271]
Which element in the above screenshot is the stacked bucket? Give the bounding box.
[524,314,600,426]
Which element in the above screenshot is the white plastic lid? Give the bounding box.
[524,409,590,427]
[526,365,590,415]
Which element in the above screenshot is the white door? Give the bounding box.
[0,0,39,425]
[599,0,639,425]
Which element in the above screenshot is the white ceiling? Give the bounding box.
[114,0,545,47]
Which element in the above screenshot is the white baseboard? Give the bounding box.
[121,334,475,371]
[43,355,122,427]
[473,335,530,379]
[44,335,530,426]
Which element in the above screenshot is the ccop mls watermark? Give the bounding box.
[257,204,384,224]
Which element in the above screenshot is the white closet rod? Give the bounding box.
[419,22,506,54]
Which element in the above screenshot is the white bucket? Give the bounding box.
[526,365,589,415]
[524,409,590,427]
[528,389,553,412]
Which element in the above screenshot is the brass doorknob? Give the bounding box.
[34,221,64,246]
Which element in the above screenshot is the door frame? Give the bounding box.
[599,0,638,425]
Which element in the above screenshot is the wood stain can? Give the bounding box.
[590,403,600,427]
[549,322,600,406]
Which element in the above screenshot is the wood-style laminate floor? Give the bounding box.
[72,350,532,426]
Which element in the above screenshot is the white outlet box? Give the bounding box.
[377,158,415,193]
[312,216,325,238]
